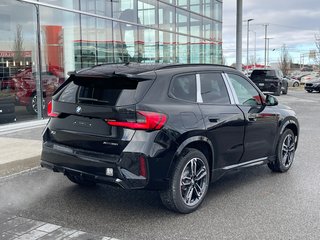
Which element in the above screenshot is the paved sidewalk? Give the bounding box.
[0,120,47,177]
[0,212,119,240]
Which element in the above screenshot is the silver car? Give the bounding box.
[285,77,300,87]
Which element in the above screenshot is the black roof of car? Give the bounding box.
[75,63,236,78]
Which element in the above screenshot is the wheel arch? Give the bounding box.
[279,118,299,148]
[168,136,215,179]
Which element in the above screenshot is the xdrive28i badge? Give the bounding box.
[76,106,82,114]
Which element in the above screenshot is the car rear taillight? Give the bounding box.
[106,111,167,130]
[47,101,59,117]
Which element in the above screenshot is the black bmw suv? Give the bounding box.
[41,64,299,213]
[250,69,288,96]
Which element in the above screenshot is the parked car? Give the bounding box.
[304,79,320,93]
[285,77,300,87]
[41,63,299,213]
[301,67,313,72]
[292,73,309,81]
[300,72,320,84]
[9,68,64,114]
[250,69,288,96]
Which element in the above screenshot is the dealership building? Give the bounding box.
[0,0,222,123]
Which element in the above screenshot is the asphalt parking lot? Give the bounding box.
[0,88,320,240]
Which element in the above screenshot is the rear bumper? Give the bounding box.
[255,81,280,93]
[41,143,148,189]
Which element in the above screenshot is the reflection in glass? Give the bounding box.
[1,0,223,124]
[159,31,175,63]
[40,0,79,10]
[176,35,188,63]
[190,0,201,14]
[142,29,156,62]
[113,0,138,23]
[176,9,188,35]
[190,38,202,63]
[159,2,175,31]
[138,0,156,26]
[80,0,112,16]
[0,0,37,123]
[114,22,144,63]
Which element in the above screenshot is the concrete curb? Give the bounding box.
[0,155,40,177]
[0,119,48,136]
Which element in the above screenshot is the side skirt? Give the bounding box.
[211,156,275,182]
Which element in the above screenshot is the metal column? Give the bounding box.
[236,0,243,71]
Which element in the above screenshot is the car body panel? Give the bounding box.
[250,69,288,94]
[41,63,299,191]
[304,79,320,92]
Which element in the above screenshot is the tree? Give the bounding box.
[314,31,320,68]
[278,44,291,76]
[13,24,24,65]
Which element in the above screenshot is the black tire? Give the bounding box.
[268,129,296,173]
[26,92,45,115]
[293,82,299,87]
[282,85,288,95]
[274,85,281,96]
[306,90,312,93]
[66,174,96,186]
[160,148,210,214]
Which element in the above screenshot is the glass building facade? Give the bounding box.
[0,0,222,124]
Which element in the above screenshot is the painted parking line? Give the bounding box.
[0,213,119,240]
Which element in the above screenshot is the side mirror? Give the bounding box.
[265,94,278,106]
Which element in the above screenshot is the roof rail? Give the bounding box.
[156,63,235,70]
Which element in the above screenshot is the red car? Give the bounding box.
[10,68,64,114]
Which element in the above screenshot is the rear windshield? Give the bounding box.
[251,70,276,79]
[58,77,153,106]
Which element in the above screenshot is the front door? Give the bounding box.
[226,73,279,162]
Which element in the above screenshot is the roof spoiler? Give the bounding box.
[52,72,152,96]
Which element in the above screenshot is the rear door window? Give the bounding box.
[170,74,196,102]
[199,73,230,104]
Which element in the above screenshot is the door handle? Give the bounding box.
[209,117,220,123]
[248,115,257,122]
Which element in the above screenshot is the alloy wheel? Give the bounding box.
[281,134,295,168]
[180,157,208,207]
[31,94,45,113]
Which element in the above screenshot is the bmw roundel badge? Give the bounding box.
[76,106,82,114]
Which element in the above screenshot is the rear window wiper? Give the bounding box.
[78,97,109,104]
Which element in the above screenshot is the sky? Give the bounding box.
[222,0,320,66]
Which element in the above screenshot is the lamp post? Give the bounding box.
[266,37,273,66]
[264,24,269,67]
[246,19,254,71]
[236,0,243,71]
[250,30,257,67]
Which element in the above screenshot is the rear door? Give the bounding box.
[226,73,278,162]
[47,74,154,155]
[197,72,245,168]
